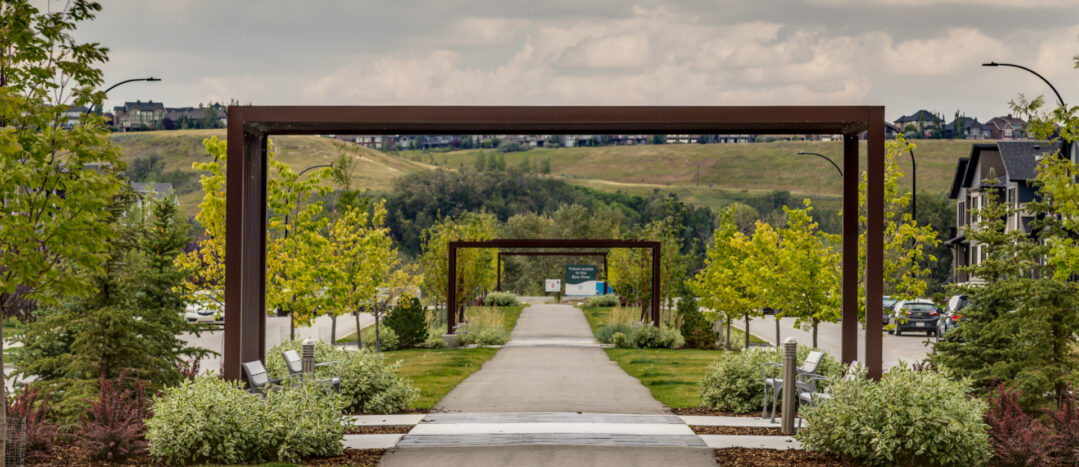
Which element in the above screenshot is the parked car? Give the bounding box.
[184,292,222,325]
[882,296,897,325]
[937,295,968,341]
[889,299,939,337]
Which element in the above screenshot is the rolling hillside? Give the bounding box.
[112,131,974,217]
[111,130,431,216]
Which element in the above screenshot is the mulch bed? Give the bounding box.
[693,426,784,436]
[346,425,413,434]
[673,407,761,417]
[715,448,853,467]
[303,449,385,466]
[28,442,154,466]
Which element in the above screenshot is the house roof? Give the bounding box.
[951,140,1056,198]
[945,117,989,132]
[985,115,1026,130]
[895,110,939,124]
[114,100,164,113]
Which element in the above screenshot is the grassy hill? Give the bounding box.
[113,131,974,216]
[111,130,431,216]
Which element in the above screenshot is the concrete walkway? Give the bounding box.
[380,303,716,466]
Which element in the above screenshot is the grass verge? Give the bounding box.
[582,305,768,349]
[605,348,724,408]
[382,347,498,409]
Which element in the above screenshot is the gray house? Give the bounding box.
[946,141,1054,284]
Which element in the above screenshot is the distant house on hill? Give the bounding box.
[895,110,942,134]
[61,105,89,129]
[164,104,227,129]
[944,117,991,139]
[112,100,165,131]
[946,140,1055,284]
[985,115,1026,140]
[131,182,175,201]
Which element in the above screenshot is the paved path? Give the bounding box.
[735,316,934,370]
[380,303,716,466]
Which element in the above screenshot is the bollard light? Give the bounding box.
[302,338,315,376]
[781,337,798,434]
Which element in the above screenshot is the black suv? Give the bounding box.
[890,300,939,337]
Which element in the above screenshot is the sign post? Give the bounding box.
[564,264,598,296]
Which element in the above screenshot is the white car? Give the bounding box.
[184,294,222,325]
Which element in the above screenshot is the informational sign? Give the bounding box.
[564,264,598,296]
[545,279,562,293]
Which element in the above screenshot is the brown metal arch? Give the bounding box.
[495,251,609,293]
[224,105,886,381]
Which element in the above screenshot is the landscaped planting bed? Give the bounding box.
[714,448,850,467]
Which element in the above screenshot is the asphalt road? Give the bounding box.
[733,316,935,370]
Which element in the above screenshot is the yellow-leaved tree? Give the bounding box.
[692,208,763,350]
[419,212,499,328]
[771,202,841,348]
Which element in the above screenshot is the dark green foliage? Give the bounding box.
[14,196,212,421]
[915,191,955,296]
[677,292,715,349]
[385,296,427,349]
[931,177,1079,410]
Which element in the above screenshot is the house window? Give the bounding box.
[958,201,966,227]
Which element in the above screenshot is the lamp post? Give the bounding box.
[796,151,843,177]
[86,76,162,114]
[983,61,1070,160]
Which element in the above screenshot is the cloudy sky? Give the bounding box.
[73,0,1079,121]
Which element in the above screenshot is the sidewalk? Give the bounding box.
[379,303,716,466]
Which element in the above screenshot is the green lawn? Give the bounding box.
[605,348,725,408]
[581,305,768,349]
[382,347,499,409]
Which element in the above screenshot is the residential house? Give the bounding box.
[944,117,992,139]
[164,104,227,129]
[946,141,1055,284]
[894,110,942,134]
[61,106,89,129]
[112,100,166,131]
[665,134,701,144]
[985,115,1026,140]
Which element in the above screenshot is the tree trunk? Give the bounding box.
[330,314,337,343]
[725,317,732,351]
[744,315,750,350]
[775,316,781,348]
[812,318,819,349]
[355,310,363,348]
[1,311,7,467]
[374,307,382,353]
[289,311,295,341]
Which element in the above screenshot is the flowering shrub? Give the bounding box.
[74,374,149,462]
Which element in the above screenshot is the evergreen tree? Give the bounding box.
[677,290,715,349]
[932,172,1079,409]
[15,195,211,420]
[384,295,426,349]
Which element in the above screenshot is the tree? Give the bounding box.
[851,136,939,322]
[692,208,762,350]
[747,220,783,347]
[0,0,122,458]
[474,153,487,171]
[324,202,398,349]
[931,172,1078,409]
[771,202,841,348]
[419,212,499,325]
[15,195,211,421]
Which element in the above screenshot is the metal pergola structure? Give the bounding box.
[223,106,886,381]
[495,250,609,292]
[450,239,658,334]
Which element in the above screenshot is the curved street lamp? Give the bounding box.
[796,151,843,178]
[982,62,1065,108]
[87,76,162,114]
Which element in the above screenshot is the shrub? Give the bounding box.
[484,292,520,307]
[384,296,427,349]
[146,377,350,464]
[796,364,991,467]
[74,373,149,462]
[699,346,842,413]
[985,383,1052,466]
[360,325,399,351]
[583,295,618,308]
[611,332,630,348]
[985,382,1079,466]
[266,340,417,414]
[457,326,509,346]
[677,292,716,349]
[653,325,685,349]
[8,386,59,462]
[146,377,266,464]
[596,322,634,343]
